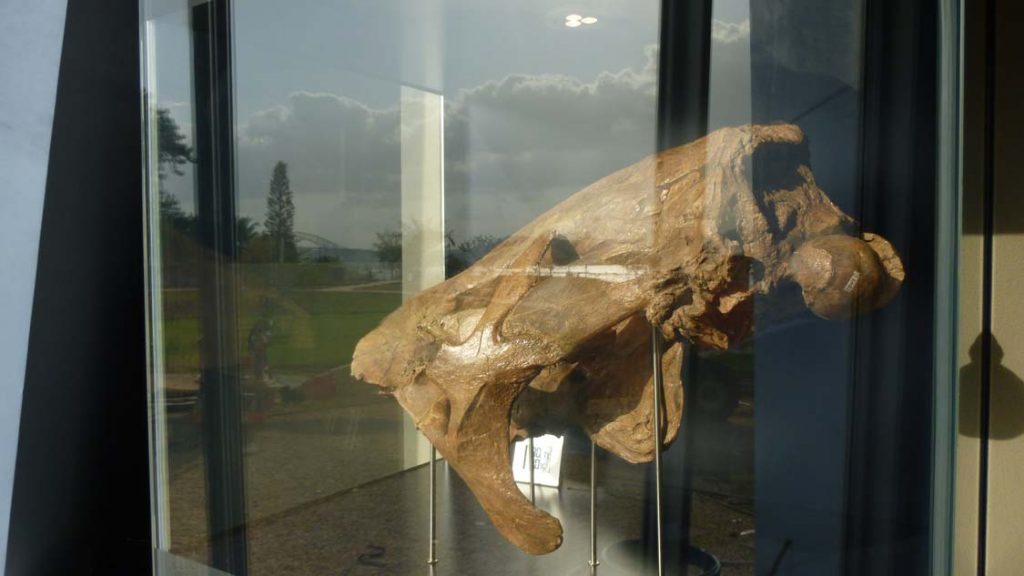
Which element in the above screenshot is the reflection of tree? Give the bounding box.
[371,228,505,278]
[159,190,193,231]
[445,232,504,277]
[155,109,198,285]
[156,110,281,280]
[236,216,258,254]
[157,108,193,179]
[265,161,298,263]
[156,108,195,226]
[960,334,1024,440]
[373,231,402,276]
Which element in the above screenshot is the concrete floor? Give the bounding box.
[163,376,756,575]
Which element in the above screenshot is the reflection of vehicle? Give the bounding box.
[689,351,753,422]
[165,373,274,450]
[164,374,200,449]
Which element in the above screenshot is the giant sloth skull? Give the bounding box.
[351,124,904,555]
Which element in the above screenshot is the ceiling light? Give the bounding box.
[565,20,582,27]
[581,16,598,24]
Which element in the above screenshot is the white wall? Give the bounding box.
[0,0,68,569]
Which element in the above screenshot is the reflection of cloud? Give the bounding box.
[158,100,191,110]
[712,19,750,44]
[242,92,401,203]
[237,93,402,248]
[231,22,749,248]
[442,44,660,237]
[709,19,751,129]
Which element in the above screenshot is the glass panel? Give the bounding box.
[142,0,960,574]
[142,0,207,557]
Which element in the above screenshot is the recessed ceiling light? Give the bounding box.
[566,14,583,22]
[581,16,598,24]
[565,20,582,27]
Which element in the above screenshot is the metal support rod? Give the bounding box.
[589,441,600,571]
[651,326,665,576]
[428,445,438,565]
[528,436,536,503]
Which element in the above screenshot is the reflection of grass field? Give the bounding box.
[161,287,400,372]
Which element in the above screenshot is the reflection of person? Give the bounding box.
[248,317,273,382]
[960,334,1024,440]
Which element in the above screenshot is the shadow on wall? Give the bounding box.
[960,334,1024,439]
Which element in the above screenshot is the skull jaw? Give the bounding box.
[446,448,564,555]
[510,315,687,464]
[373,313,687,556]
[391,366,565,555]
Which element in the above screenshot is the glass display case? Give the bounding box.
[140,0,960,574]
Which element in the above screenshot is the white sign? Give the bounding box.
[512,435,564,488]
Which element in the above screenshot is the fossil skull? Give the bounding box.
[351,124,904,555]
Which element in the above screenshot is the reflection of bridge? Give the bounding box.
[294,231,342,261]
[294,231,341,251]
[293,232,393,279]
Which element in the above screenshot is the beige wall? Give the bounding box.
[983,2,1024,573]
[954,0,988,572]
[957,2,1024,574]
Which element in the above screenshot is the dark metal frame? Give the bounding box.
[649,1,714,573]
[190,0,249,573]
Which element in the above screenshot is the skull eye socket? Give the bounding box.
[748,259,766,289]
[549,235,579,265]
[751,139,810,198]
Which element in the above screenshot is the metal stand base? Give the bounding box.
[589,440,600,572]
[528,436,536,503]
[590,326,667,575]
[651,326,665,576]
[427,445,438,566]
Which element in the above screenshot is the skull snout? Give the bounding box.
[787,233,905,320]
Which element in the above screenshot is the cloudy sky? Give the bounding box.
[149,0,752,249]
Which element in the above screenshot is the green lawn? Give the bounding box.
[160,287,401,373]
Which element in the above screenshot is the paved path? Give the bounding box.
[313,280,401,293]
